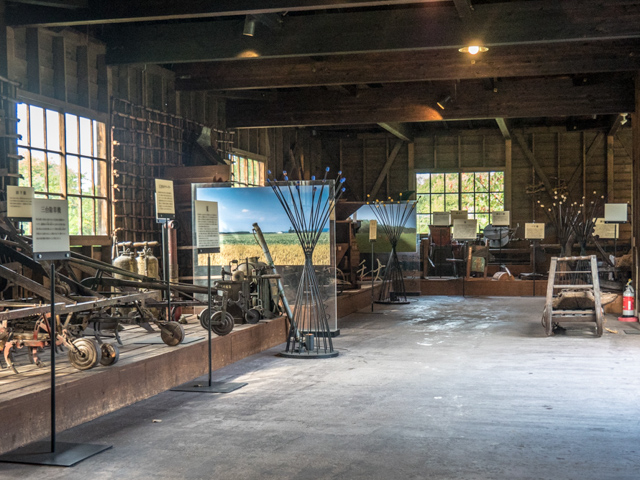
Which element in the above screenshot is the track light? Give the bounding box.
[620,113,628,125]
[437,95,452,110]
[243,16,256,36]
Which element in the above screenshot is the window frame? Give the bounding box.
[229,149,266,187]
[416,169,505,233]
[16,91,111,239]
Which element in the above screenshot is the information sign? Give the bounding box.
[194,200,220,253]
[525,223,545,240]
[452,219,477,240]
[155,179,176,220]
[32,198,70,260]
[7,186,34,220]
[492,211,510,227]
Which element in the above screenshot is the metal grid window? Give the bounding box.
[230,153,264,186]
[416,171,505,233]
[17,103,109,235]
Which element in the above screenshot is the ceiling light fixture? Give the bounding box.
[458,45,489,55]
[243,16,256,36]
[620,113,629,125]
[437,95,452,110]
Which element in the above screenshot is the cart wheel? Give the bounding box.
[160,322,185,346]
[199,308,212,330]
[595,308,603,337]
[99,343,120,366]
[244,308,261,325]
[69,338,102,370]
[211,311,234,336]
[542,307,554,336]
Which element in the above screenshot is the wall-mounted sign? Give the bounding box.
[194,200,220,254]
[452,219,477,240]
[492,211,510,227]
[432,212,451,226]
[7,186,34,220]
[593,218,619,239]
[604,203,627,223]
[369,219,377,241]
[525,223,545,240]
[155,179,175,220]
[32,198,70,260]
[450,210,468,221]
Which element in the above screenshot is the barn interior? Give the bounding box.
[0,1,640,477]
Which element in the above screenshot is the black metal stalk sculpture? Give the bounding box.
[370,195,416,304]
[267,168,346,358]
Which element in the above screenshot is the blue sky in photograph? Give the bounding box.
[354,203,417,229]
[196,185,331,233]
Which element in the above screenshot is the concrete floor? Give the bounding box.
[1,295,639,480]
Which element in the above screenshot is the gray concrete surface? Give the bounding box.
[1,296,639,480]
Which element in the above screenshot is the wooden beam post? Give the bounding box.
[369,139,403,199]
[505,138,512,212]
[408,142,415,199]
[607,134,615,202]
[514,133,553,196]
[25,27,40,94]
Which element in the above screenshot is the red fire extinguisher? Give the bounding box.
[619,280,638,322]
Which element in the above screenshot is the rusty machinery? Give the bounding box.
[198,256,282,335]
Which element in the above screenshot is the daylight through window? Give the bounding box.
[230,154,264,186]
[17,103,108,235]
[416,171,505,233]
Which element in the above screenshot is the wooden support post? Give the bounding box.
[607,134,615,202]
[26,28,40,94]
[633,72,640,308]
[77,45,90,108]
[514,132,553,196]
[369,139,403,199]
[408,142,415,199]
[52,35,66,102]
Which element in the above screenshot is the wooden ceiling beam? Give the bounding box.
[175,40,640,91]
[104,2,640,65]
[8,0,86,9]
[7,0,445,27]
[378,123,415,142]
[495,118,510,140]
[225,77,635,128]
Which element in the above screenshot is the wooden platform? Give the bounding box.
[0,316,287,455]
[421,277,548,296]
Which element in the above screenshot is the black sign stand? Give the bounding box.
[0,254,111,467]
[171,247,246,394]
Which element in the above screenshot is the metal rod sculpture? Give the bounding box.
[267,168,346,358]
[370,195,416,304]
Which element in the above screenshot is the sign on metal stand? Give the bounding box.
[0,198,111,467]
[171,200,246,394]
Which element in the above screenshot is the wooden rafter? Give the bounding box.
[369,139,403,199]
[514,133,553,195]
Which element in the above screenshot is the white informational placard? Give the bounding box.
[604,203,627,223]
[492,211,510,227]
[369,219,377,241]
[194,200,220,253]
[452,219,478,240]
[432,212,451,226]
[7,185,34,219]
[155,179,176,220]
[31,198,70,260]
[593,218,619,239]
[525,223,545,240]
[450,210,468,221]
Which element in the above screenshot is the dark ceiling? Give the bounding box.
[7,0,640,139]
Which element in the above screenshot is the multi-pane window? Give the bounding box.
[230,153,264,186]
[416,171,504,233]
[17,103,108,235]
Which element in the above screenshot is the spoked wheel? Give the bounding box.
[211,311,234,336]
[160,322,185,346]
[244,308,261,325]
[68,338,102,370]
[99,343,120,366]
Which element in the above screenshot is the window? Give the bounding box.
[230,153,264,186]
[416,171,504,233]
[17,103,108,235]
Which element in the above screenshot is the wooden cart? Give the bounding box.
[542,255,603,337]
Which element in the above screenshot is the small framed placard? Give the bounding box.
[604,203,627,223]
[194,200,220,254]
[7,185,34,221]
[525,223,545,240]
[593,218,619,239]
[369,219,377,241]
[32,198,70,260]
[450,210,468,221]
[452,219,477,240]
[432,212,451,226]
[155,179,176,221]
[492,211,510,227]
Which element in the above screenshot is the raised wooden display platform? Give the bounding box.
[0,317,287,456]
[421,278,548,296]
